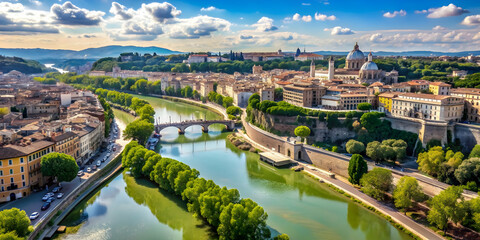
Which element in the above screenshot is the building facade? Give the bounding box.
[391,93,464,122]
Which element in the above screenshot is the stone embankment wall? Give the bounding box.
[250,110,355,143]
[387,116,480,152]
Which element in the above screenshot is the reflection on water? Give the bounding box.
[57,95,412,240]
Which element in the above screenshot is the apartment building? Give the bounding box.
[283,82,326,107]
[0,140,54,202]
[391,93,464,122]
[429,82,451,95]
[451,88,480,123]
[378,92,400,113]
[52,131,79,160]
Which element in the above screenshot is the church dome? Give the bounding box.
[346,42,365,61]
[360,61,378,71]
[346,50,365,60]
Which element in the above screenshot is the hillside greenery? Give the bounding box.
[0,55,46,74]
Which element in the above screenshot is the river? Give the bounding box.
[54,95,412,240]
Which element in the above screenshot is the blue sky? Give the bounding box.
[0,0,479,52]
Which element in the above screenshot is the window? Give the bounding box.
[20,167,24,173]
[22,182,25,187]
[10,178,14,183]
[21,175,24,180]
[10,169,13,174]
[8,160,12,165]
[0,170,2,176]
[0,161,2,166]
[20,158,24,163]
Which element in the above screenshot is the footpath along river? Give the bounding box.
[53,95,412,240]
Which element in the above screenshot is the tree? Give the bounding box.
[248,93,260,106]
[123,119,154,145]
[454,158,480,185]
[226,106,241,116]
[348,154,368,185]
[366,141,382,163]
[274,234,290,240]
[428,186,467,233]
[124,147,147,177]
[215,94,223,106]
[223,97,233,108]
[417,146,445,177]
[274,88,283,101]
[346,139,365,154]
[41,153,79,182]
[294,126,310,141]
[0,208,32,238]
[470,145,480,158]
[360,112,382,131]
[360,168,393,201]
[218,198,270,240]
[0,231,23,240]
[393,176,426,211]
[357,103,372,111]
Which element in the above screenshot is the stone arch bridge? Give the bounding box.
[155,119,235,134]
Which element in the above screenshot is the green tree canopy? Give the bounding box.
[226,106,241,116]
[469,145,480,158]
[357,102,372,111]
[454,158,480,185]
[427,186,467,233]
[346,139,365,154]
[393,176,426,211]
[417,146,445,177]
[360,168,393,201]
[294,126,311,140]
[41,152,79,182]
[123,119,154,145]
[0,208,32,238]
[348,154,368,185]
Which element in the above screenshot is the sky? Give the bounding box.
[0,0,480,53]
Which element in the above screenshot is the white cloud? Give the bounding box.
[462,15,480,26]
[302,15,312,22]
[292,13,301,21]
[30,0,42,6]
[142,2,181,23]
[292,13,312,22]
[0,2,59,34]
[473,32,480,40]
[383,10,406,18]
[414,10,427,14]
[110,2,135,20]
[416,4,469,18]
[0,2,24,12]
[302,3,311,6]
[168,15,230,39]
[252,17,278,32]
[314,12,336,21]
[51,1,105,26]
[200,6,218,12]
[433,25,446,31]
[326,26,354,35]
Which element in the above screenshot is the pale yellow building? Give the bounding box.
[429,82,451,95]
[451,88,480,123]
[391,93,464,122]
[283,83,326,107]
[0,140,54,202]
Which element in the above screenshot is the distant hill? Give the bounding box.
[0,45,182,61]
[0,55,46,74]
[313,50,480,57]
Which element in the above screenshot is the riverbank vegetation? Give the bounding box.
[121,141,282,240]
[0,208,33,239]
[347,153,480,238]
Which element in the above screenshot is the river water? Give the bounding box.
[55,95,412,240]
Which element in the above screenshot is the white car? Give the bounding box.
[57,193,64,199]
[106,153,111,158]
[102,157,107,162]
[29,212,40,220]
[77,170,84,177]
[96,161,101,167]
[86,167,92,173]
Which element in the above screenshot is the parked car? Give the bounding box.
[102,157,106,162]
[86,167,92,173]
[29,212,40,220]
[96,161,101,167]
[57,193,64,199]
[42,195,50,201]
[41,202,50,211]
[106,153,111,158]
[52,186,62,193]
[77,170,84,176]
[46,197,55,203]
[93,165,97,171]
[113,147,117,152]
